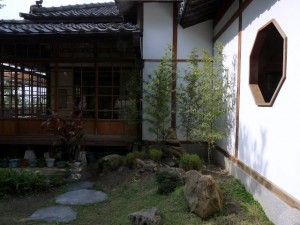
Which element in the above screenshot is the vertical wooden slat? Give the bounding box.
[171,2,178,129]
[235,0,242,158]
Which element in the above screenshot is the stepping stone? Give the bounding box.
[26,206,76,222]
[67,181,95,191]
[56,189,108,205]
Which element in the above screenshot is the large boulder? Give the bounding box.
[135,158,158,173]
[184,170,223,219]
[98,154,123,172]
[128,207,162,225]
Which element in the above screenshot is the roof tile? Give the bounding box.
[0,22,140,35]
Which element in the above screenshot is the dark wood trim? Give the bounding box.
[216,146,300,210]
[213,0,235,28]
[171,2,178,129]
[213,0,253,43]
[235,0,242,158]
[144,59,204,62]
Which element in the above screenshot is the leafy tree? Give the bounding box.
[178,49,201,141]
[144,45,175,142]
[195,42,233,163]
[178,42,233,163]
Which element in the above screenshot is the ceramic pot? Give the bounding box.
[56,161,67,168]
[46,158,56,168]
[29,160,37,168]
[9,159,19,168]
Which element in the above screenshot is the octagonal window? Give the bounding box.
[249,19,287,106]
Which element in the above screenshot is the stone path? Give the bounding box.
[26,206,76,223]
[26,181,108,223]
[56,189,108,205]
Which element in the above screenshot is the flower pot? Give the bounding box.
[56,160,67,168]
[29,160,37,168]
[46,158,56,168]
[37,158,46,168]
[9,159,19,168]
[19,159,28,168]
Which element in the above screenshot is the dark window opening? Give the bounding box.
[249,19,287,106]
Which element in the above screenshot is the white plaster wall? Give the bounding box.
[177,20,213,58]
[143,3,173,59]
[215,18,239,156]
[142,3,214,141]
[142,3,173,140]
[235,0,300,201]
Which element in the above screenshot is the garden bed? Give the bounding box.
[0,164,273,225]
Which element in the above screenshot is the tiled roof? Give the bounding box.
[0,21,139,34]
[179,0,223,28]
[20,2,122,22]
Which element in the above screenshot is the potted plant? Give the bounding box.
[42,102,85,178]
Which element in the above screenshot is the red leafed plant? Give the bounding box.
[42,103,85,161]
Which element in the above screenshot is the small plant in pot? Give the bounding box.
[42,102,85,179]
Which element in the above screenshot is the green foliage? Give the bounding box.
[41,102,85,161]
[178,42,234,163]
[144,45,175,142]
[178,49,201,141]
[123,151,146,168]
[156,171,181,195]
[100,156,124,172]
[149,148,163,162]
[0,169,64,197]
[180,153,203,171]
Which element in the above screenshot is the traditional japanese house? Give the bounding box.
[1,1,300,224]
[0,1,142,147]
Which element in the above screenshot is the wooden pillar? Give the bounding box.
[171,2,178,129]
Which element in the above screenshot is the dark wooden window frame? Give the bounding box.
[249,19,287,106]
[0,63,48,118]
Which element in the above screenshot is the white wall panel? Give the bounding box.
[177,20,213,59]
[143,3,173,59]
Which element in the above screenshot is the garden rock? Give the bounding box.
[162,128,185,165]
[98,154,123,172]
[128,207,162,225]
[184,170,223,219]
[135,158,158,172]
[159,165,186,182]
[27,206,76,222]
[165,128,181,146]
[56,189,108,205]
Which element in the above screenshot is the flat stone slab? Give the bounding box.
[26,206,76,222]
[278,208,300,225]
[56,189,108,205]
[67,181,95,191]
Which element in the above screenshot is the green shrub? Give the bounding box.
[0,169,64,197]
[180,153,203,171]
[124,151,146,168]
[149,148,163,162]
[100,156,124,172]
[156,171,181,195]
